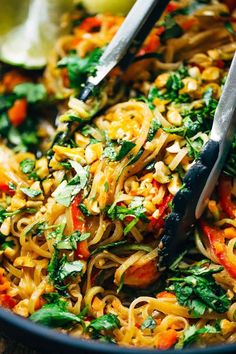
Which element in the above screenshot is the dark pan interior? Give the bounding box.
[0,308,235,354]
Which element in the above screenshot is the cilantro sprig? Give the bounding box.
[168,261,230,316]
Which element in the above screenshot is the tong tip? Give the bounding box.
[78,82,95,102]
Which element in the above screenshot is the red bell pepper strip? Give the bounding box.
[71,194,90,260]
[139,36,160,55]
[149,193,173,230]
[199,220,236,279]
[0,294,16,309]
[79,17,102,32]
[215,60,225,69]
[180,18,198,31]
[166,2,179,13]
[0,183,15,196]
[138,27,164,56]
[218,175,236,218]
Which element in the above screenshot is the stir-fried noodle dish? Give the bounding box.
[0,0,236,349]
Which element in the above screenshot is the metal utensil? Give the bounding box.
[158,51,236,269]
[79,0,170,101]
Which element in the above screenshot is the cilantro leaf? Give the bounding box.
[224,21,236,36]
[168,262,231,316]
[48,226,84,293]
[0,112,10,135]
[0,94,14,112]
[103,146,117,160]
[107,197,149,234]
[224,134,236,177]
[57,259,84,283]
[0,232,14,250]
[57,48,102,88]
[79,203,91,216]
[103,140,136,161]
[160,16,183,43]
[20,187,42,198]
[0,206,37,223]
[88,314,120,332]
[42,292,62,305]
[30,303,85,328]
[115,141,136,161]
[13,83,47,103]
[53,162,89,207]
[90,240,127,255]
[176,324,219,348]
[141,316,157,331]
[19,158,35,174]
[56,231,90,250]
[147,119,161,141]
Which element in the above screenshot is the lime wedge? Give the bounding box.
[81,0,136,15]
[0,0,73,69]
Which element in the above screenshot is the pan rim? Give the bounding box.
[0,307,235,354]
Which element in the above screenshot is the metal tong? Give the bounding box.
[158,51,236,269]
[79,0,171,101]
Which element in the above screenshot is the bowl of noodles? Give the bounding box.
[0,0,236,353]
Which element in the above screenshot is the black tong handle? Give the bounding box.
[158,139,220,269]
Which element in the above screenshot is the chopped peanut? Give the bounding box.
[153,161,171,184]
[35,157,49,179]
[180,77,198,93]
[168,173,182,195]
[167,109,182,126]
[85,143,103,164]
[75,133,90,148]
[202,66,220,81]
[155,73,170,89]
[53,145,86,165]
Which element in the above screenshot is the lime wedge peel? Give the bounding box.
[81,0,136,15]
[0,0,136,69]
[0,0,74,69]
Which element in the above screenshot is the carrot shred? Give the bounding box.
[8,99,27,127]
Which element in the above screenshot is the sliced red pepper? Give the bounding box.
[124,215,135,223]
[0,183,15,196]
[75,240,90,260]
[199,220,236,279]
[79,17,102,32]
[139,35,160,55]
[155,26,165,36]
[71,194,86,233]
[180,18,198,31]
[138,27,164,56]
[218,174,236,218]
[149,193,173,230]
[166,2,179,13]
[0,294,17,309]
[216,60,225,69]
[152,179,161,189]
[35,296,46,310]
[71,194,90,260]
